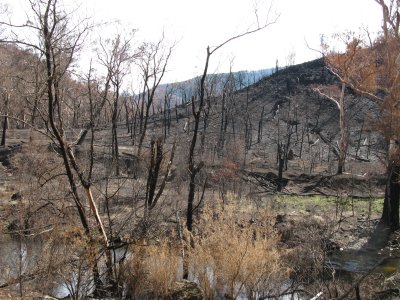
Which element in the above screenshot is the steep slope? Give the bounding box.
[165,57,385,178]
[227,58,381,161]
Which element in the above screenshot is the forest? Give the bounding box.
[0,0,399,299]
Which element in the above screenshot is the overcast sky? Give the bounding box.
[2,0,384,84]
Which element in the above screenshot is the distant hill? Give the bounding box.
[152,68,275,108]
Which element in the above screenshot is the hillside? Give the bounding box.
[0,54,386,194]
[155,58,384,177]
[237,58,382,163]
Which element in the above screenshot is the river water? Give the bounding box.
[2,227,398,299]
[327,223,400,275]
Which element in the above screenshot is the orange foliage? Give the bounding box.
[325,32,400,141]
[210,159,240,185]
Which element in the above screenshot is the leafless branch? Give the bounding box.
[312,88,340,109]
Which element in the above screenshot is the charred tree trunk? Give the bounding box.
[111,83,120,175]
[337,82,346,174]
[187,96,204,231]
[163,94,169,140]
[245,115,253,151]
[1,115,7,146]
[146,139,163,209]
[381,139,400,230]
[41,3,113,292]
[137,101,151,156]
[200,109,209,153]
[31,60,44,127]
[355,120,364,158]
[139,87,146,138]
[187,46,210,231]
[257,106,264,144]
[1,94,9,146]
[132,108,137,142]
[218,91,226,154]
[124,100,130,133]
[278,143,285,183]
[75,74,111,146]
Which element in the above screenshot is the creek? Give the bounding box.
[0,236,128,298]
[0,236,303,299]
[2,223,400,299]
[327,223,400,276]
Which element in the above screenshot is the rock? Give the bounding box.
[275,214,285,224]
[389,239,400,249]
[11,192,22,201]
[0,144,21,167]
[43,296,59,300]
[168,280,203,300]
[7,219,20,232]
[376,288,400,298]
[287,149,294,160]
[322,238,341,253]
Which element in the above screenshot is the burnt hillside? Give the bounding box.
[159,57,384,176]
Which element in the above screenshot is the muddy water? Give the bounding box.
[5,229,399,298]
[1,237,303,299]
[0,237,91,298]
[0,237,46,293]
[327,223,400,276]
[328,249,400,277]
[328,249,384,273]
[0,237,129,298]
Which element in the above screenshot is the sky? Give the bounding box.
[2,0,384,85]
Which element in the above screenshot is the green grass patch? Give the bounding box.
[273,194,384,215]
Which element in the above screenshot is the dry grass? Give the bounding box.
[189,203,289,300]
[119,201,289,300]
[122,241,180,299]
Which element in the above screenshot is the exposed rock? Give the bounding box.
[168,280,203,300]
[376,288,400,299]
[11,192,22,201]
[0,144,21,167]
[275,214,286,224]
[43,296,59,300]
[321,238,342,253]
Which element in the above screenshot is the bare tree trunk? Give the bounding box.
[138,102,150,155]
[299,124,306,159]
[381,139,400,230]
[278,143,285,184]
[245,115,253,151]
[167,107,171,135]
[137,41,173,155]
[139,87,146,136]
[124,100,130,133]
[1,94,9,146]
[1,115,7,146]
[132,108,137,142]
[218,91,226,154]
[31,60,44,127]
[382,165,400,230]
[163,93,168,140]
[258,106,264,144]
[111,84,120,175]
[337,82,346,174]
[355,120,364,158]
[41,3,113,292]
[76,74,111,145]
[145,139,163,209]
